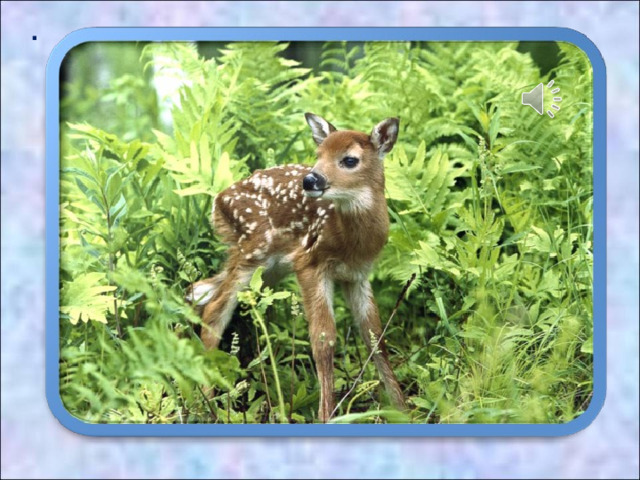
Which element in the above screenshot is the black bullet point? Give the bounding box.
[32,35,37,40]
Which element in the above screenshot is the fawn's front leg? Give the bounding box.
[342,280,406,410]
[296,267,337,423]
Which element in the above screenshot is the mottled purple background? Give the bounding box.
[1,2,638,479]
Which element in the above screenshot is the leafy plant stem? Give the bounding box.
[251,305,288,424]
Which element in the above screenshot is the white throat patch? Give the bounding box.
[332,186,374,213]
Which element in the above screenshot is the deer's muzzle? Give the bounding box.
[303,171,328,197]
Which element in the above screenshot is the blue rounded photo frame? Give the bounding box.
[46,26,606,437]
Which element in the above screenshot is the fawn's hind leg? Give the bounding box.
[186,272,227,315]
[196,252,255,350]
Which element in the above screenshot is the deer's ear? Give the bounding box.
[370,118,400,159]
[305,113,337,145]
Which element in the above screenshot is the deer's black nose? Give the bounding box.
[303,172,327,191]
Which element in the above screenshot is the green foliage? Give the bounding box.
[59,41,593,424]
[61,272,116,325]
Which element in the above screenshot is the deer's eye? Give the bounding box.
[341,156,359,169]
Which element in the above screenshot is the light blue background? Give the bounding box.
[2,1,638,478]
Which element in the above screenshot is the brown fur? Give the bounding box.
[186,115,405,422]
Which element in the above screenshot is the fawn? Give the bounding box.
[186,113,406,422]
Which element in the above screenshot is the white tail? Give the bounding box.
[186,113,405,422]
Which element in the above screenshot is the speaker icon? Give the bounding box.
[522,81,562,118]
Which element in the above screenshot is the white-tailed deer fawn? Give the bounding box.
[186,113,405,422]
